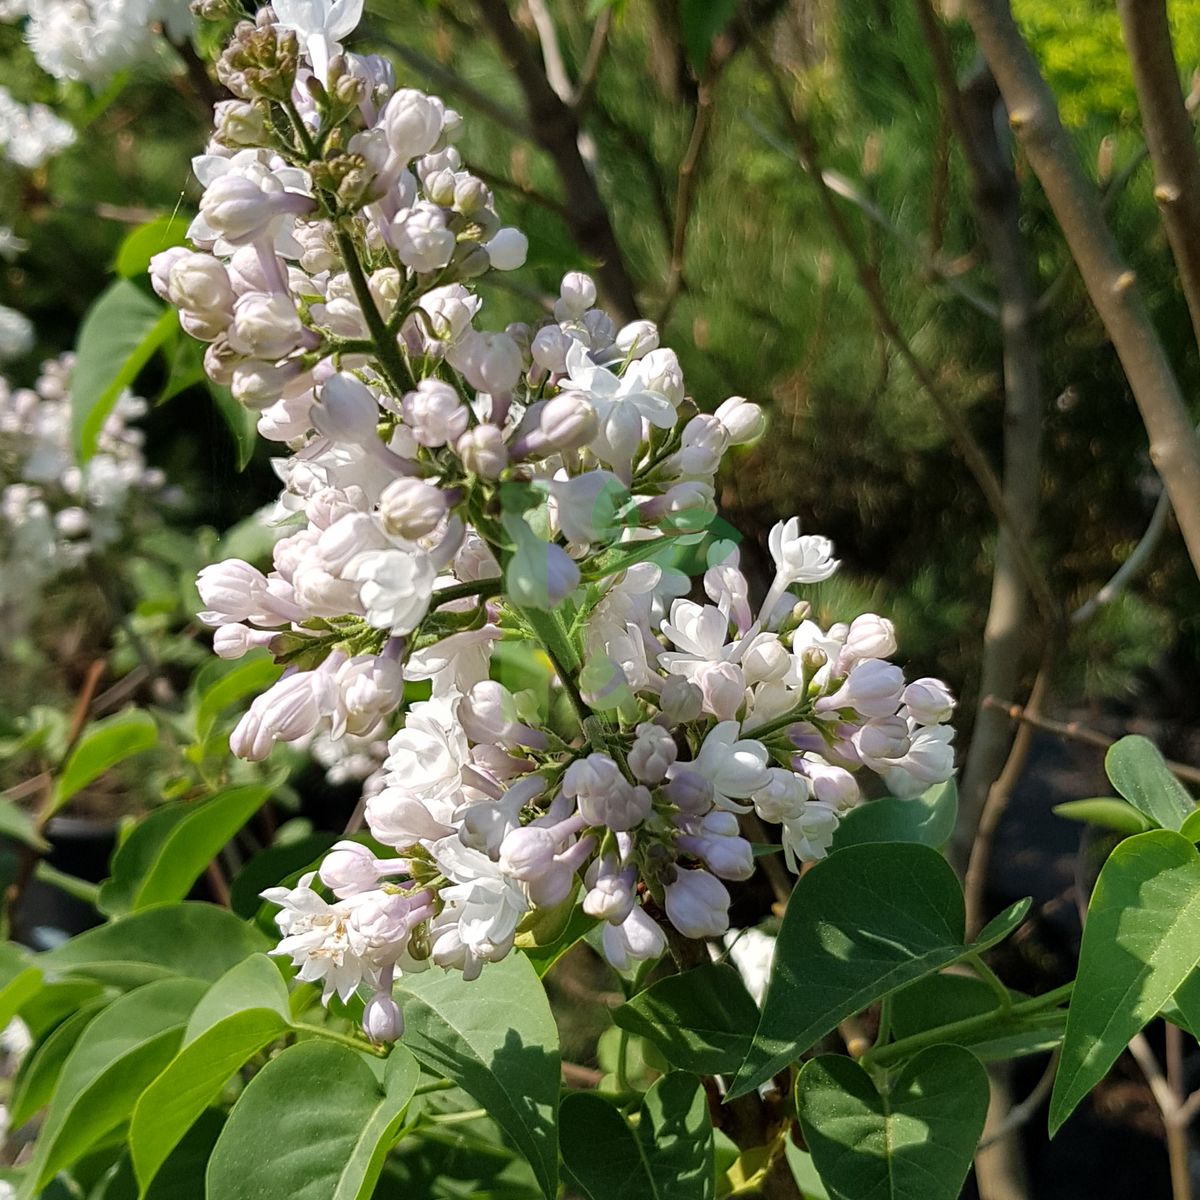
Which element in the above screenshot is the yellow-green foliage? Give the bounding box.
[1014,0,1200,125]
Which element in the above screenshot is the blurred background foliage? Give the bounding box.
[0,0,1198,805]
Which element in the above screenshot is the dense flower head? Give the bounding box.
[169,4,958,1044]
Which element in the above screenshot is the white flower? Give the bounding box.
[274,0,364,83]
[780,801,840,870]
[346,545,436,634]
[665,869,730,938]
[601,904,666,971]
[902,678,956,726]
[724,927,776,1004]
[686,721,770,812]
[882,725,956,796]
[767,517,839,586]
[432,836,529,966]
[382,693,470,804]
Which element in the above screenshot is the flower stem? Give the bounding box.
[292,1022,386,1056]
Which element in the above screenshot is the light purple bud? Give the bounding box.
[362,992,403,1043]
[664,869,730,938]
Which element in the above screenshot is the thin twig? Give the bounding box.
[983,696,1200,786]
[572,7,613,117]
[1130,1031,1194,1200]
[976,1050,1059,1151]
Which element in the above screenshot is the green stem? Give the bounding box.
[520,605,609,753]
[432,578,504,607]
[413,1078,456,1096]
[292,1022,386,1056]
[281,95,319,161]
[333,226,416,398]
[861,982,1073,1070]
[875,994,894,1048]
[967,952,1013,1013]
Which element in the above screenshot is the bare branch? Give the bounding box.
[964,0,1200,582]
[1117,0,1200,352]
[526,0,599,166]
[474,0,640,323]
[573,7,613,117]
[983,695,1200,787]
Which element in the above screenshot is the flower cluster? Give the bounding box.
[0,85,75,169]
[2,0,192,84]
[0,352,165,633]
[167,4,957,1043]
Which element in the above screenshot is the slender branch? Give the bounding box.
[573,7,613,117]
[1117,0,1200,354]
[964,0,1200,581]
[983,695,1200,787]
[976,1051,1059,1151]
[467,163,573,223]
[753,42,1058,626]
[473,0,640,323]
[659,74,718,322]
[1130,1031,1193,1200]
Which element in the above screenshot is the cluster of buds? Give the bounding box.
[168,4,957,1044]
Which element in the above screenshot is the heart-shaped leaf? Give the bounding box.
[1051,829,1200,1131]
[395,953,560,1198]
[206,1040,420,1200]
[797,1045,989,1200]
[1105,736,1194,831]
[730,843,1025,1097]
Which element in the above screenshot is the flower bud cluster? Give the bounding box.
[169,10,957,1045]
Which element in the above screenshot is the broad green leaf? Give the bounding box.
[796,1046,989,1200]
[614,961,758,1075]
[1168,969,1200,1038]
[637,1073,713,1200]
[42,902,267,987]
[1050,829,1200,1132]
[194,652,282,743]
[1053,797,1152,835]
[1180,809,1200,843]
[113,215,192,279]
[0,800,48,850]
[72,280,176,460]
[831,780,958,851]
[87,1110,223,1200]
[560,1093,657,1199]
[1105,735,1195,831]
[131,957,290,1188]
[0,967,44,1033]
[10,998,110,1127]
[209,382,259,470]
[24,978,206,1193]
[395,952,560,1198]
[99,782,275,915]
[53,709,157,811]
[20,977,106,1040]
[205,1040,420,1200]
[729,844,1026,1098]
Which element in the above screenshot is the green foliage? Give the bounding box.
[796,1046,990,1200]
[613,961,758,1075]
[205,1040,420,1200]
[52,708,158,812]
[1053,796,1153,835]
[1051,829,1200,1132]
[1105,734,1196,831]
[829,779,958,851]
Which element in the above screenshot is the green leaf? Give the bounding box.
[395,953,560,1198]
[0,799,49,850]
[113,215,192,279]
[41,902,268,988]
[131,957,291,1191]
[10,998,110,1128]
[194,652,282,743]
[831,780,958,851]
[796,1046,990,1200]
[560,1093,657,1199]
[614,961,758,1075]
[1105,735,1195,831]
[99,782,275,916]
[520,905,596,978]
[53,709,157,812]
[1180,809,1200,843]
[679,0,739,71]
[637,1073,714,1200]
[71,280,176,460]
[1050,829,1200,1132]
[729,844,1025,1098]
[1053,797,1153,835]
[23,978,206,1194]
[209,383,259,470]
[206,1040,420,1200]
[90,1111,224,1200]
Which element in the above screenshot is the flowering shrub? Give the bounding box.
[1,6,1199,1200]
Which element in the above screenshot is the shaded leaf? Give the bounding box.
[796,1046,989,1200]
[113,215,192,279]
[831,780,958,851]
[53,709,157,812]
